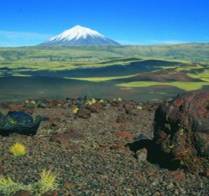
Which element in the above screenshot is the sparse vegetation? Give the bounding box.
[9,143,27,157]
[86,98,97,105]
[0,170,57,195]
[0,97,208,194]
[0,176,28,195]
[32,169,58,195]
[72,106,79,114]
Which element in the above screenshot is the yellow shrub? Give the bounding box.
[72,106,79,114]
[0,176,26,195]
[33,169,57,194]
[9,143,27,157]
[86,98,97,105]
[0,169,58,195]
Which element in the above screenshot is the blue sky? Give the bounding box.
[0,0,209,46]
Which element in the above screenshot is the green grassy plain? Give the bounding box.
[117,81,209,91]
[0,43,209,71]
[66,74,137,82]
[188,70,209,82]
[1,44,209,98]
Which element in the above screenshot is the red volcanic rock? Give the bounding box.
[115,130,134,140]
[77,107,91,119]
[170,170,186,181]
[0,163,4,174]
[123,101,138,115]
[86,102,103,113]
[14,191,32,196]
[202,168,209,178]
[42,191,58,196]
[50,129,83,147]
[154,90,209,170]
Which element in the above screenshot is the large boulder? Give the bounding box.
[154,90,209,170]
[0,111,44,136]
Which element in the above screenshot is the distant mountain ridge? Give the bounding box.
[41,25,120,46]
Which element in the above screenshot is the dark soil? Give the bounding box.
[0,98,208,195]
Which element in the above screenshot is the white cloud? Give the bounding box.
[150,40,187,45]
[118,39,188,45]
[0,30,51,47]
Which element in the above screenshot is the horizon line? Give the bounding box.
[0,41,209,48]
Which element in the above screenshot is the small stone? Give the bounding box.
[151,180,158,186]
[37,100,48,108]
[77,108,91,119]
[50,132,70,146]
[86,102,103,113]
[14,191,32,196]
[137,106,143,110]
[116,114,128,123]
[64,181,76,189]
[123,102,138,115]
[174,189,179,195]
[115,131,134,140]
[170,170,186,181]
[202,168,209,178]
[42,191,58,196]
[0,164,4,174]
[50,129,82,147]
[152,191,163,196]
[167,183,174,190]
[136,148,148,161]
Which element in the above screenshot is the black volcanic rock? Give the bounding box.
[0,111,44,136]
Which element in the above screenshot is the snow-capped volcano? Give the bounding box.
[49,25,105,41]
[41,25,120,46]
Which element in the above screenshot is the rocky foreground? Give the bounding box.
[0,92,208,195]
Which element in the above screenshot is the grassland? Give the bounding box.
[117,81,209,91]
[0,43,209,71]
[188,70,209,82]
[1,44,209,101]
[65,74,137,82]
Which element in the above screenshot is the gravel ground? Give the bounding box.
[0,98,208,195]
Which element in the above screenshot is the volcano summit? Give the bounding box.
[41,25,120,46]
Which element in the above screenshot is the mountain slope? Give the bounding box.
[41,25,120,46]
